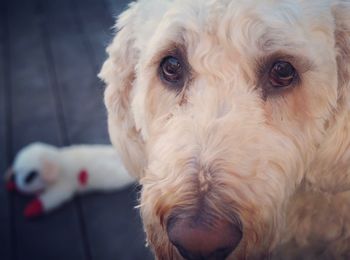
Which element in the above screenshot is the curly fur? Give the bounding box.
[100,0,350,258]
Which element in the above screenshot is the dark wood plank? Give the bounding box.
[0,0,8,180]
[105,0,131,19]
[73,0,130,71]
[39,1,107,259]
[44,0,152,259]
[0,1,12,259]
[8,0,86,259]
[80,187,153,260]
[39,0,109,145]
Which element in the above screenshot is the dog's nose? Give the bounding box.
[167,217,242,260]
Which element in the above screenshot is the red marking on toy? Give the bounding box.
[24,198,43,218]
[78,170,89,186]
[6,180,17,192]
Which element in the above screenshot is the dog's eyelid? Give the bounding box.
[151,43,188,67]
[258,52,313,74]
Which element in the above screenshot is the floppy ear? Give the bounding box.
[41,159,60,184]
[333,0,350,99]
[99,2,146,179]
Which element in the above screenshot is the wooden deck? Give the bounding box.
[0,0,153,259]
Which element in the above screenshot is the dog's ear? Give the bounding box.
[99,3,146,179]
[333,0,350,99]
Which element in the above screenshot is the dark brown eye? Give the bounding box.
[269,61,296,88]
[160,56,185,88]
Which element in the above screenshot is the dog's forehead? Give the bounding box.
[135,0,335,63]
[163,0,333,24]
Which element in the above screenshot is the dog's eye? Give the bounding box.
[160,56,185,88]
[269,61,296,88]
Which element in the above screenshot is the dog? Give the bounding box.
[99,0,350,258]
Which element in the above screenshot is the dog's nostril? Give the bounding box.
[167,216,242,260]
[25,171,38,184]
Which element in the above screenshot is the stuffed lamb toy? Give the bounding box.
[5,143,135,218]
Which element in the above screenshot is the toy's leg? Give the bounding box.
[24,184,74,218]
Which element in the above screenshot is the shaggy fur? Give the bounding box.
[100,0,350,258]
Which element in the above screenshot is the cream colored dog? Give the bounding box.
[99,0,350,259]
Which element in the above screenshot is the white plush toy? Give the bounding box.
[5,143,135,218]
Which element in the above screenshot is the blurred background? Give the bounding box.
[0,0,153,259]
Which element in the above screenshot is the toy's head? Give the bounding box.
[6,143,60,194]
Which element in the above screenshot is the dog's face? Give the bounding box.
[101,0,350,258]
